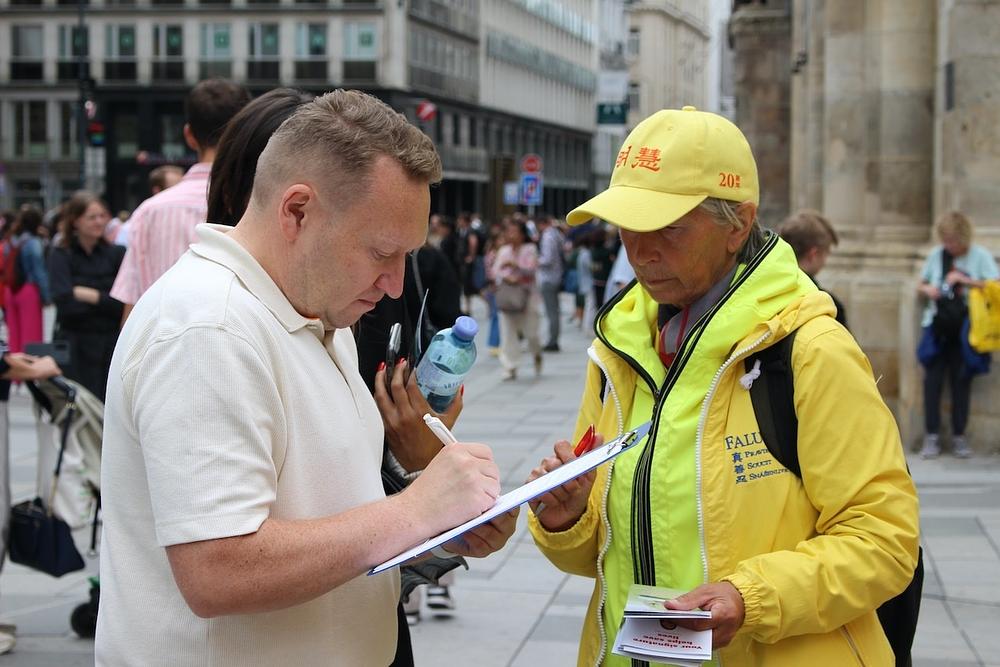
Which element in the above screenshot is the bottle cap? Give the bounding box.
[452,316,479,341]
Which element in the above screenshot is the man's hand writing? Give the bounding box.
[403,441,499,535]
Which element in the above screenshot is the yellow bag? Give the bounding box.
[968,280,1000,352]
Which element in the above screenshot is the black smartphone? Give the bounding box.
[384,323,402,390]
[25,341,72,367]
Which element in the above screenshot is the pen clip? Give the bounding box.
[609,429,638,454]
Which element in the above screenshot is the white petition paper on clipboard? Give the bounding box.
[369,421,652,575]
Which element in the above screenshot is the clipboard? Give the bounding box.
[369,421,652,575]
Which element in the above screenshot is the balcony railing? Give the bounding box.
[104,61,137,81]
[152,60,185,82]
[437,145,488,176]
[199,60,232,79]
[409,0,478,39]
[294,60,328,82]
[11,61,44,81]
[57,61,90,82]
[409,64,477,103]
[342,60,376,83]
[247,60,280,82]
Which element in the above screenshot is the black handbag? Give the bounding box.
[8,385,85,577]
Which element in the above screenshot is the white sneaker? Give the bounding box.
[953,436,972,459]
[920,434,941,459]
[0,628,16,655]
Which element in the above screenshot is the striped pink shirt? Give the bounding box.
[110,163,211,305]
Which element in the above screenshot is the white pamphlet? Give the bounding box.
[369,421,652,575]
[624,584,713,620]
[612,617,712,666]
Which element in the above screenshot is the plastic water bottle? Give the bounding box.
[415,316,479,412]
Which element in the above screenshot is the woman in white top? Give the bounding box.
[492,218,543,381]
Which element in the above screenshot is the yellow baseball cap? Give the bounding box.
[567,106,759,231]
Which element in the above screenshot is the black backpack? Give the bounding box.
[932,250,968,342]
[746,330,923,667]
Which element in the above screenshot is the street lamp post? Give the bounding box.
[76,0,87,190]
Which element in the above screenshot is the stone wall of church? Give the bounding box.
[729,0,792,227]
[734,0,1000,454]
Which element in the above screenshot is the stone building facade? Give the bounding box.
[730,0,1000,454]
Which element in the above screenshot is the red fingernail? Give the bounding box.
[376,361,386,373]
[396,357,406,367]
[460,385,465,396]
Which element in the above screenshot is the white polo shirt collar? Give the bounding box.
[189,223,326,339]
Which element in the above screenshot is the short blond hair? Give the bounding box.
[778,209,839,260]
[935,211,973,245]
[251,89,442,211]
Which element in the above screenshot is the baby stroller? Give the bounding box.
[17,377,103,637]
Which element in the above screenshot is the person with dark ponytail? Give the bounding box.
[208,88,314,227]
[47,192,125,400]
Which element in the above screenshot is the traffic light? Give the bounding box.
[87,121,105,147]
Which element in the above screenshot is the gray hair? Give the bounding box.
[698,197,765,263]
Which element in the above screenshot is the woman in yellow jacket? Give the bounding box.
[528,108,919,667]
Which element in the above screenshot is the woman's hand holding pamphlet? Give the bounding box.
[612,584,713,666]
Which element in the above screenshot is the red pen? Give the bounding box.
[573,424,597,457]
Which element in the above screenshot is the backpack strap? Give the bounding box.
[745,330,801,478]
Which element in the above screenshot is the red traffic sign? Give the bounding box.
[416,100,437,123]
[520,153,543,173]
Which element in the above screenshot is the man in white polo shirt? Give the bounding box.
[96,90,515,666]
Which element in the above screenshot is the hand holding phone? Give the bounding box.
[384,323,402,391]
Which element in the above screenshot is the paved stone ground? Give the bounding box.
[0,295,998,666]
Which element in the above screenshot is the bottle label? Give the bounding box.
[415,362,464,396]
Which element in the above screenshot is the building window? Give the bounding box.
[627,27,640,59]
[153,25,184,82]
[343,21,377,61]
[105,25,137,81]
[114,109,139,160]
[343,22,377,81]
[11,25,45,81]
[200,23,232,79]
[160,113,186,160]
[248,23,280,81]
[60,101,79,159]
[452,113,461,146]
[295,23,327,81]
[469,116,477,148]
[13,180,44,208]
[13,101,48,159]
[57,26,89,82]
[627,81,640,114]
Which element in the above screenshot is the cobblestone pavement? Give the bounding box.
[1,296,997,666]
